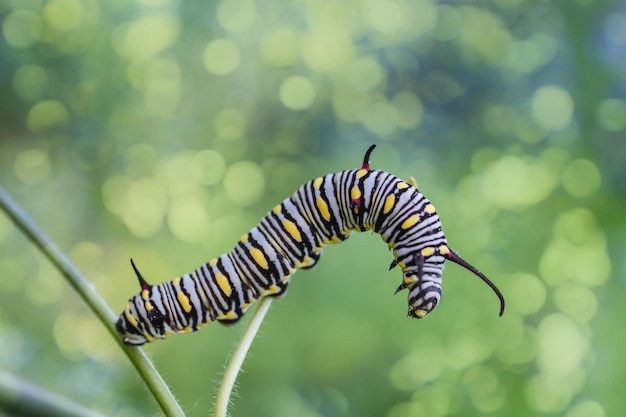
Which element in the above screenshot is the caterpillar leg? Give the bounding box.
[389,259,398,270]
[392,253,424,295]
[297,247,323,270]
[260,276,292,298]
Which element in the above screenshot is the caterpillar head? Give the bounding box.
[398,251,445,319]
[115,259,172,345]
[407,279,443,318]
[399,247,505,319]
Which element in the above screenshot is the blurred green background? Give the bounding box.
[1,0,625,416]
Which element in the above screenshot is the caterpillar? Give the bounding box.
[116,145,505,345]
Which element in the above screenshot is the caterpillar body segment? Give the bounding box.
[116,145,505,345]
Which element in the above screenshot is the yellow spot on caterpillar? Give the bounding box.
[282,219,302,242]
[397,182,409,190]
[403,276,418,285]
[313,177,324,189]
[421,247,435,257]
[425,203,436,214]
[273,204,282,214]
[173,277,181,286]
[197,322,207,329]
[388,241,396,249]
[439,245,450,255]
[141,289,150,300]
[177,290,192,313]
[241,233,249,243]
[356,169,368,178]
[414,309,428,318]
[209,258,218,267]
[329,236,341,244]
[218,310,237,321]
[401,214,420,230]
[266,284,281,295]
[216,273,232,297]
[181,327,192,333]
[407,176,418,188]
[316,196,331,221]
[125,303,139,327]
[296,256,314,268]
[145,301,154,311]
[164,329,175,337]
[351,185,361,200]
[144,334,153,342]
[383,194,395,214]
[281,273,292,282]
[250,247,269,269]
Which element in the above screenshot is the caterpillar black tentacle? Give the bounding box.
[444,248,506,316]
[116,145,506,345]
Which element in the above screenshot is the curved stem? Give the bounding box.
[214,297,274,417]
[0,186,185,417]
[0,371,107,417]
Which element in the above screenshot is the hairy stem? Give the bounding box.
[0,186,185,417]
[214,297,273,417]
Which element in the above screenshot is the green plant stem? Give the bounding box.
[0,371,107,417]
[0,186,185,417]
[214,296,273,417]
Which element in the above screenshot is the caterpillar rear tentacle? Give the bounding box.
[116,145,506,345]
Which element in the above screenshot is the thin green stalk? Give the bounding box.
[0,186,184,417]
[0,370,107,417]
[214,296,273,417]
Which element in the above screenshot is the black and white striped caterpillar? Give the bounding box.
[116,145,505,345]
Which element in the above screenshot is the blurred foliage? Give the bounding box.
[1,0,625,416]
